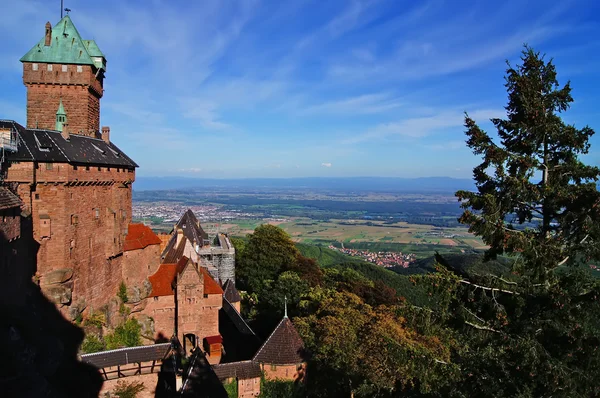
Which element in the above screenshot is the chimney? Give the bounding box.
[61,124,70,140]
[102,126,110,143]
[44,22,52,46]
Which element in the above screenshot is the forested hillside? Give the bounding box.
[232,49,600,397]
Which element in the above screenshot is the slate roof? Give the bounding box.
[177,209,209,246]
[0,187,22,211]
[219,299,262,363]
[124,223,162,252]
[0,120,137,168]
[181,348,228,397]
[161,209,209,263]
[80,343,172,368]
[222,280,241,303]
[20,15,100,68]
[253,317,305,365]
[161,235,186,264]
[213,361,262,380]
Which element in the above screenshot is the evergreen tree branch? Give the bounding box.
[459,280,519,295]
[464,321,499,333]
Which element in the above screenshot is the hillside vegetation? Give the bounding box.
[232,49,600,397]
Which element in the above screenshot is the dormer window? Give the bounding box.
[108,147,120,157]
[33,135,51,152]
[91,143,106,155]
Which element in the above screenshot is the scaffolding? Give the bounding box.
[0,126,19,177]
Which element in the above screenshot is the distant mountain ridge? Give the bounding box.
[133,176,475,193]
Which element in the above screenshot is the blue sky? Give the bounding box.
[1,0,599,178]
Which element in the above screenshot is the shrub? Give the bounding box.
[81,334,105,354]
[113,380,145,398]
[105,318,141,350]
[223,379,238,398]
[85,311,106,328]
[118,281,128,303]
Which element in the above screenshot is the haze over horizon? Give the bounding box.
[1,0,599,179]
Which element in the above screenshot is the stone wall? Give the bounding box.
[123,245,160,287]
[4,162,134,313]
[142,296,175,341]
[260,363,305,381]
[176,265,221,345]
[23,62,103,136]
[238,377,261,397]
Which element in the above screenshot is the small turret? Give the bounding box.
[55,99,67,132]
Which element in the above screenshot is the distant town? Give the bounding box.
[132,202,253,224]
[328,245,416,268]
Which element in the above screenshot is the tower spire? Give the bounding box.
[284,295,288,318]
[56,99,67,132]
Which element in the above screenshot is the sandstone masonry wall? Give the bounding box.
[4,162,134,312]
[123,245,160,287]
[23,62,103,136]
[143,296,176,340]
[260,363,305,381]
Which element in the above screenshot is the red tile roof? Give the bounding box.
[124,223,162,252]
[148,256,189,297]
[199,267,224,295]
[204,335,223,345]
[148,257,223,297]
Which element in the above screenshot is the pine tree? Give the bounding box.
[439,46,600,396]
[456,46,600,285]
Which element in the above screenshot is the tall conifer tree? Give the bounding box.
[457,46,600,285]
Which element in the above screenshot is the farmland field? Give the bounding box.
[198,217,486,257]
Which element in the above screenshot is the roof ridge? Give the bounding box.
[252,317,287,361]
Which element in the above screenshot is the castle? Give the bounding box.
[0,14,305,396]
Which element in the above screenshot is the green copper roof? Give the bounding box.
[55,99,67,132]
[82,40,104,57]
[82,40,106,69]
[20,15,103,68]
[56,99,66,115]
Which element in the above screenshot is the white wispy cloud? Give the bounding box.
[327,3,572,83]
[321,162,333,168]
[299,92,403,115]
[179,98,232,131]
[343,108,504,144]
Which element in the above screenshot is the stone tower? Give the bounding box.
[20,15,106,137]
[0,14,137,318]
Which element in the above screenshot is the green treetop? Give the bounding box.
[456,46,600,286]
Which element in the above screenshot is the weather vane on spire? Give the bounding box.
[60,0,71,18]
